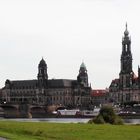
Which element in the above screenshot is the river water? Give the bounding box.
[1,118,140,124]
[123,119,140,124]
[1,118,90,123]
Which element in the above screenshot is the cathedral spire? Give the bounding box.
[124,22,129,36]
[120,24,133,88]
[120,23,132,74]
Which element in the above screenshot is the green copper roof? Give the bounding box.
[80,62,87,70]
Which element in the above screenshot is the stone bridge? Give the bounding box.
[0,104,48,118]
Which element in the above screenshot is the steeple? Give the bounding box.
[119,24,133,88]
[77,62,88,87]
[120,23,132,74]
[124,23,129,36]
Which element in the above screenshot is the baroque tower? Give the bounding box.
[119,23,133,88]
[37,58,48,88]
[77,62,88,87]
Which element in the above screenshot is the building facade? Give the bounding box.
[1,59,91,109]
[109,24,140,104]
[91,89,109,107]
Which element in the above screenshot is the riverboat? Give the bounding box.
[80,108,100,117]
[56,109,80,116]
[54,108,100,118]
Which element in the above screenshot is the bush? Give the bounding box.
[113,116,123,125]
[89,106,123,125]
[93,115,105,124]
[100,106,116,124]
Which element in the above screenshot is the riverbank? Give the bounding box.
[0,121,139,140]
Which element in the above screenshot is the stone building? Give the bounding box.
[109,24,140,104]
[91,89,109,107]
[1,59,91,109]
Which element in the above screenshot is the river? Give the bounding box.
[123,119,140,124]
[1,118,140,124]
[1,118,90,123]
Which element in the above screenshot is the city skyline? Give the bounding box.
[0,0,140,89]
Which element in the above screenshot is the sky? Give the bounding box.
[0,0,140,89]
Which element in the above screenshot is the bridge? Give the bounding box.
[0,104,48,118]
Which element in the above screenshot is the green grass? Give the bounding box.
[0,121,139,140]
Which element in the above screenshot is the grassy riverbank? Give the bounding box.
[0,121,139,140]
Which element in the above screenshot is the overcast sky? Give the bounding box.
[0,0,140,89]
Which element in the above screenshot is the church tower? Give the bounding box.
[37,58,48,88]
[77,62,88,87]
[119,23,133,88]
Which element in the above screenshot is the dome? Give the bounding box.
[80,62,87,70]
[5,79,11,85]
[124,23,129,36]
[39,58,47,67]
[124,29,129,36]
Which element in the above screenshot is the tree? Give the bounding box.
[89,106,123,125]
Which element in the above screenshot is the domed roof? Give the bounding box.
[39,58,47,67]
[124,23,129,36]
[5,79,11,85]
[80,62,87,70]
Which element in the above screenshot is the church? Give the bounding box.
[1,24,140,110]
[1,59,91,109]
[109,24,140,105]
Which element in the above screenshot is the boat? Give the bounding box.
[56,109,80,116]
[80,108,100,117]
[54,108,100,118]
